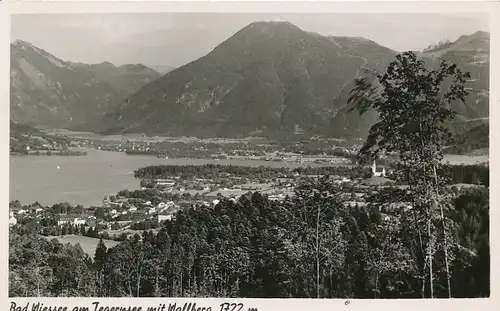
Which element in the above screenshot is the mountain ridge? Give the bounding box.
[11,25,489,140]
[10,40,161,129]
[101,21,400,138]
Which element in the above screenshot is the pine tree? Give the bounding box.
[94,237,108,268]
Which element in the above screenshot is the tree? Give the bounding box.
[293,177,346,298]
[94,238,108,295]
[94,238,108,268]
[349,51,470,298]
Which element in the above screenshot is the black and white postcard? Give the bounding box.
[2,1,498,311]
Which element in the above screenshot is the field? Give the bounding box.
[42,235,120,256]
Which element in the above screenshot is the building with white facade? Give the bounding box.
[372,160,386,177]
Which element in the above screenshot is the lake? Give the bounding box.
[10,148,488,207]
[10,148,335,207]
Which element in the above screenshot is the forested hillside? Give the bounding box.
[9,182,489,298]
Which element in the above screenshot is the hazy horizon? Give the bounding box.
[11,13,488,69]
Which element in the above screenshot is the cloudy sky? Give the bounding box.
[11,13,488,70]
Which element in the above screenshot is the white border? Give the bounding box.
[1,1,499,311]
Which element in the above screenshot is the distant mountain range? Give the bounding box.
[150,65,177,75]
[101,22,489,138]
[10,22,489,140]
[327,30,490,138]
[419,30,489,121]
[10,40,161,129]
[100,21,399,137]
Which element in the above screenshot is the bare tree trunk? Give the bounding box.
[421,275,426,299]
[433,165,452,298]
[126,264,133,297]
[419,121,434,298]
[127,276,132,297]
[316,204,321,298]
[406,162,427,298]
[427,219,434,298]
[136,266,142,297]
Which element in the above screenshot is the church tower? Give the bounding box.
[372,159,386,177]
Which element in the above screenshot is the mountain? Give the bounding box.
[10,40,161,129]
[327,31,490,138]
[445,122,489,155]
[150,65,177,75]
[420,31,489,121]
[101,21,398,138]
[10,120,40,136]
[100,23,489,139]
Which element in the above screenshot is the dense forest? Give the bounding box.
[441,163,489,186]
[134,163,489,186]
[9,181,488,298]
[134,164,374,180]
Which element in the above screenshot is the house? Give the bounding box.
[344,201,368,208]
[157,214,173,223]
[73,218,86,226]
[268,194,286,201]
[9,211,17,227]
[155,179,176,187]
[372,160,386,177]
[157,202,167,209]
[58,218,70,226]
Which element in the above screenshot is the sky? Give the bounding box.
[11,13,489,70]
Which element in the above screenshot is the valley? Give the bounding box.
[9,18,490,300]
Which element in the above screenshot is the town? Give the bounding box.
[9,159,487,246]
[8,160,385,240]
[11,122,364,164]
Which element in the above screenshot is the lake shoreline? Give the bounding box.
[10,149,349,207]
[10,148,489,207]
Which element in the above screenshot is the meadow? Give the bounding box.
[42,234,120,256]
